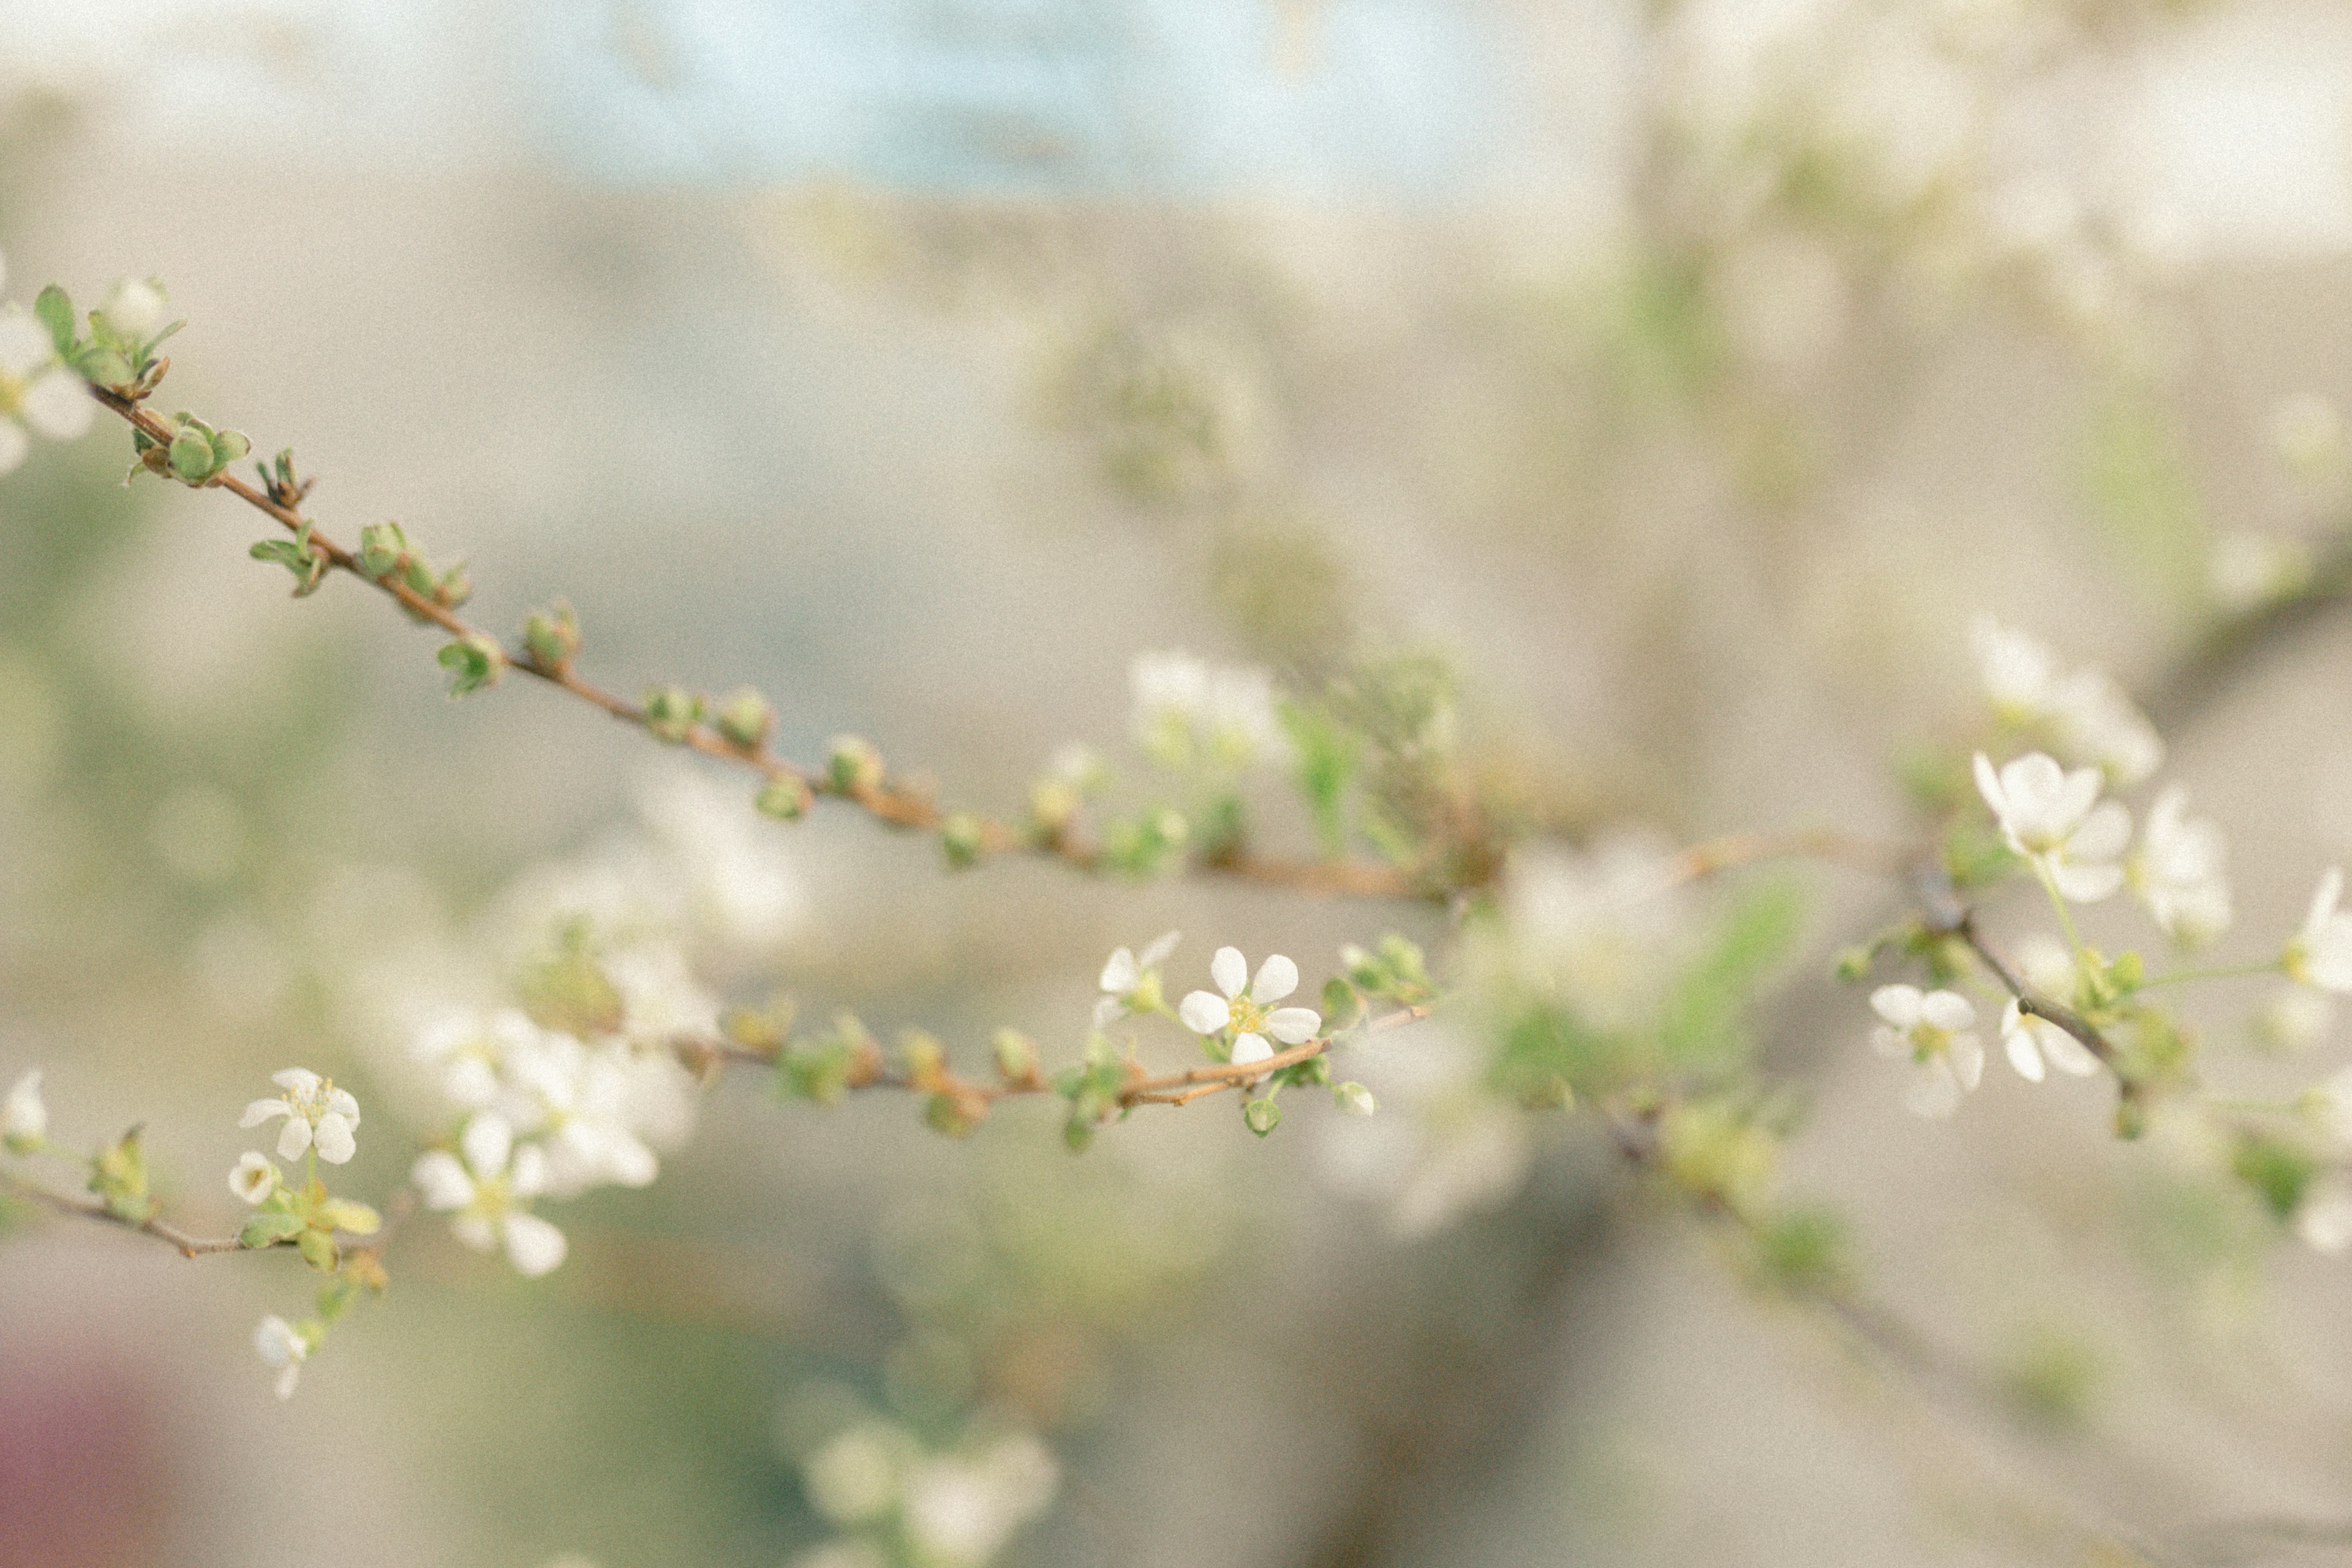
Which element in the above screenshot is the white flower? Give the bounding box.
[2014,933,2078,1001]
[1499,834,1687,1030]
[1970,615,2060,723]
[2048,668,2163,786]
[97,276,166,341]
[229,1151,282,1205]
[606,942,722,1047]
[1967,617,2163,785]
[412,1008,532,1110]
[412,1112,568,1277]
[3,1068,45,1149]
[1868,984,1984,1118]
[2128,786,2231,946]
[1129,650,1283,772]
[903,1436,1058,1566]
[1973,752,2131,902]
[239,1068,361,1164]
[2286,869,2352,993]
[1179,946,1321,1066]
[2297,1180,2352,1256]
[1998,997,2099,1083]
[498,1031,660,1195]
[1094,930,1180,1028]
[253,1314,309,1401]
[0,302,90,478]
[2259,986,2335,1053]
[805,1426,902,1525]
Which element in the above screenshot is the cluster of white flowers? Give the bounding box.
[1177,946,1320,1066]
[0,252,94,477]
[1129,650,1283,774]
[1970,616,2163,786]
[408,994,701,1275]
[799,1422,1058,1568]
[2,1068,43,1152]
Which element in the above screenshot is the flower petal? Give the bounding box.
[1948,1032,1984,1091]
[0,311,47,376]
[411,1150,475,1210]
[275,1115,313,1162]
[1919,990,1975,1031]
[21,367,91,440]
[2049,860,2124,903]
[2040,1027,2100,1077]
[1230,1033,1273,1066]
[1138,930,1182,969]
[1869,984,1923,1028]
[451,1215,497,1253]
[1249,953,1299,1004]
[2069,800,2132,862]
[1210,946,1248,1000]
[324,1088,360,1126]
[240,1098,291,1128]
[503,1212,568,1277]
[271,1068,322,1098]
[312,1113,356,1165]
[1264,1007,1321,1044]
[1098,948,1139,994]
[1178,991,1231,1035]
[2003,1016,2045,1082]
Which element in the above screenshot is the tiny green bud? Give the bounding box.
[940,811,985,870]
[317,1199,382,1235]
[168,428,215,483]
[523,603,582,669]
[437,633,506,697]
[756,777,813,820]
[899,1029,946,1086]
[208,427,251,467]
[924,1091,982,1138]
[357,521,410,579]
[713,687,775,750]
[1063,1117,1096,1153]
[643,685,703,743]
[1243,1097,1282,1137]
[1834,946,1874,983]
[2108,951,2144,992]
[1029,777,1081,833]
[827,734,884,793]
[992,1028,1039,1084]
[88,1127,152,1224]
[1332,1081,1376,1117]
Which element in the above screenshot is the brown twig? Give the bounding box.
[3,1167,247,1257]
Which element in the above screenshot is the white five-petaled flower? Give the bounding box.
[2286,869,2352,993]
[1973,752,2131,902]
[1998,997,2099,1083]
[412,1111,568,1277]
[0,256,92,479]
[3,1068,44,1149]
[253,1314,309,1401]
[1095,930,1180,1028]
[241,1068,360,1164]
[2128,786,2231,946]
[1869,984,1985,1118]
[1179,946,1321,1066]
[229,1151,281,1205]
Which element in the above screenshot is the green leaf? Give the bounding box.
[88,1128,153,1224]
[1280,700,1360,859]
[32,285,75,355]
[437,633,505,698]
[1243,1098,1281,1137]
[296,1226,339,1273]
[317,1199,382,1235]
[241,1211,306,1248]
[208,428,250,466]
[168,430,216,483]
[1660,878,1808,1076]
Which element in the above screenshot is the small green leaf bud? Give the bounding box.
[940,811,985,869]
[1063,1117,1095,1153]
[1243,1097,1282,1137]
[357,521,410,579]
[827,734,884,793]
[643,685,703,743]
[713,687,775,750]
[522,603,581,670]
[1834,946,1874,983]
[241,1211,305,1248]
[992,1028,1039,1084]
[1332,1081,1376,1117]
[2108,951,2144,993]
[297,1226,340,1273]
[437,633,505,697]
[208,427,251,467]
[168,428,216,483]
[924,1091,982,1137]
[88,1127,153,1223]
[756,777,813,820]
[32,285,75,356]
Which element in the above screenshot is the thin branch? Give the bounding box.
[90,388,1427,903]
[3,1166,247,1257]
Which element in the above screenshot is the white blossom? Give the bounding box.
[253,1314,309,1401]
[1967,617,2163,785]
[412,1008,534,1110]
[1498,833,1687,1030]
[2259,986,2335,1053]
[1129,650,1283,772]
[1178,946,1320,1066]
[1973,752,2130,903]
[1970,615,2060,725]
[97,276,166,341]
[1095,930,1180,1028]
[2286,869,2352,993]
[499,1031,661,1195]
[1869,984,1984,1118]
[2129,786,2231,946]
[3,1068,44,1148]
[1998,997,2099,1083]
[412,1112,568,1277]
[0,255,92,478]
[2297,1180,2352,1256]
[806,1426,902,1525]
[229,1151,281,1205]
[903,1435,1058,1566]
[239,1068,361,1164]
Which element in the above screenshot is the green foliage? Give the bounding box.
[1243,1096,1281,1136]
[1659,879,1807,1077]
[1099,806,1188,876]
[1999,1324,2103,1432]
[437,633,505,698]
[522,601,581,670]
[939,811,986,869]
[712,687,774,750]
[1282,699,1362,859]
[756,777,813,820]
[1756,1205,1849,1294]
[2231,1134,2316,1221]
[88,1126,153,1223]
[826,734,884,793]
[519,949,625,1038]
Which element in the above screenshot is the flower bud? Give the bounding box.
[827,735,884,794]
[1243,1097,1281,1136]
[522,603,581,669]
[992,1028,1039,1084]
[643,686,703,744]
[2,1069,45,1152]
[713,687,775,750]
[756,777,813,821]
[437,633,505,697]
[1332,1081,1376,1117]
[940,811,985,870]
[357,521,410,580]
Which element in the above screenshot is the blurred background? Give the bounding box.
[6,1,2352,1564]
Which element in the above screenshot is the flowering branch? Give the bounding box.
[82,385,1428,903]
[0,1164,246,1256]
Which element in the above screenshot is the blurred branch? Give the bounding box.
[2,1165,248,1257]
[2145,536,2352,735]
[89,387,1430,903]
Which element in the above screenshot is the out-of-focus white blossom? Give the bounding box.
[1178,946,1319,1066]
[1869,984,1983,1118]
[604,943,721,1048]
[0,254,93,480]
[2209,530,2312,612]
[1998,997,2099,1083]
[1968,618,2162,785]
[2286,869,2352,993]
[1973,752,2130,903]
[497,1029,662,1195]
[412,1112,567,1277]
[2297,1180,2352,1256]
[412,1008,536,1109]
[1095,930,1179,1028]
[2260,986,2335,1053]
[229,1151,281,1205]
[1314,1024,1531,1239]
[2129,786,2231,946]
[1129,650,1283,772]
[2,1068,43,1150]
[2014,933,2078,1001]
[97,276,166,340]
[240,1068,360,1164]
[805,1425,903,1526]
[903,1435,1058,1566]
[253,1314,308,1401]
[1497,833,1686,1030]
